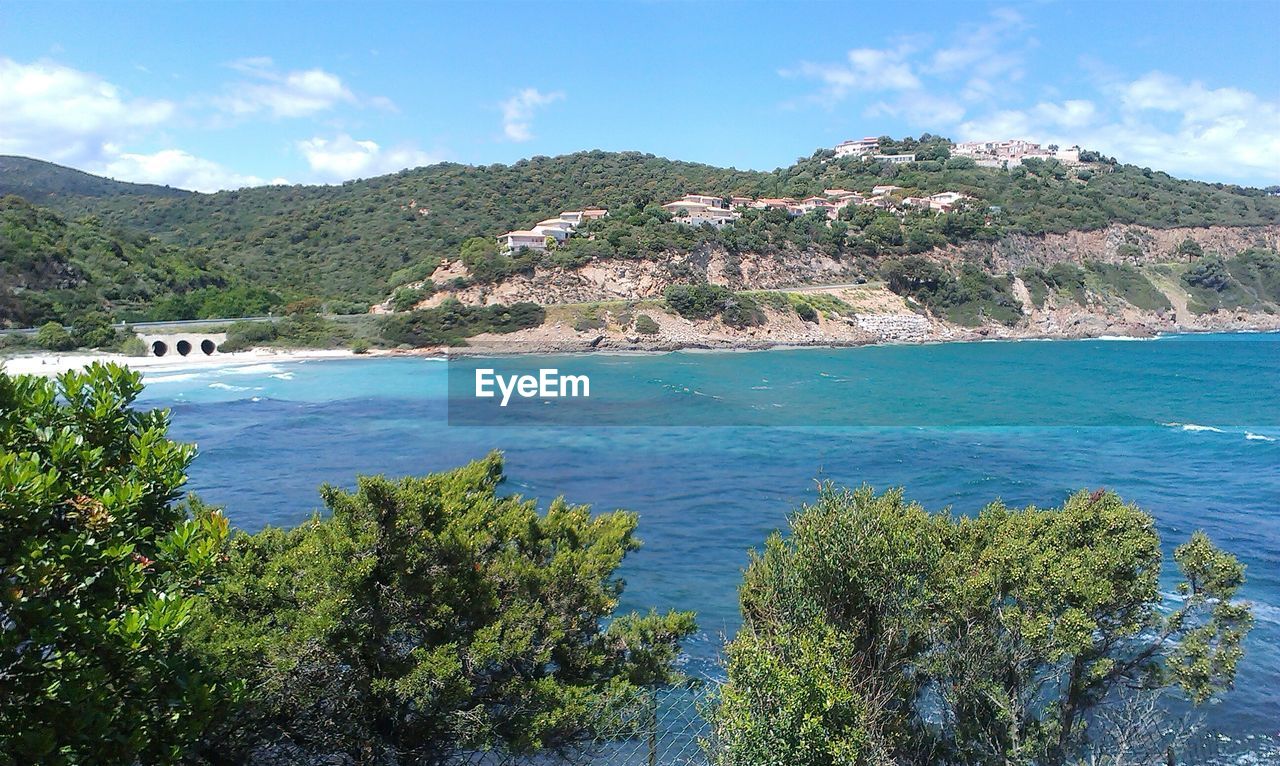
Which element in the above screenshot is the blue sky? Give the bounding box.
[2,1,1277,191]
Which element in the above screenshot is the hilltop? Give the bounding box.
[2,142,1279,347]
[0,156,191,202]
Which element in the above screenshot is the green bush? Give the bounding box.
[350,338,370,354]
[118,334,147,356]
[186,454,696,761]
[715,484,1253,764]
[634,313,660,334]
[0,364,231,762]
[380,300,545,346]
[795,301,818,323]
[35,321,75,351]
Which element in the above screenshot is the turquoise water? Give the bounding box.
[138,334,1280,741]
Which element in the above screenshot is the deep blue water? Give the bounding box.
[138,334,1280,742]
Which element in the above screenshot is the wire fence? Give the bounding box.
[443,681,1277,766]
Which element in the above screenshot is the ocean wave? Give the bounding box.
[269,372,295,380]
[144,372,202,384]
[1245,432,1276,442]
[1163,422,1227,434]
[221,363,287,376]
[208,382,250,391]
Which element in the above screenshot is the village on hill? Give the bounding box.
[492,135,1063,252]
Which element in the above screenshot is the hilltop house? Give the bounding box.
[498,207,608,252]
[498,230,551,252]
[873,154,915,165]
[834,137,880,158]
[871,185,902,197]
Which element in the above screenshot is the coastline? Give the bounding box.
[5,321,1274,379]
[0,347,363,377]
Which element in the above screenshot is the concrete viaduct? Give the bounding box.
[137,332,228,358]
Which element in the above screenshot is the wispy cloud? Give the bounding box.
[217,57,367,118]
[0,57,174,165]
[99,149,282,192]
[296,133,440,181]
[781,8,1278,183]
[500,88,564,142]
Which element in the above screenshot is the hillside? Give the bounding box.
[0,195,265,328]
[10,147,1275,309]
[0,156,190,202]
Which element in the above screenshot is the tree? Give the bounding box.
[70,311,118,349]
[0,363,230,764]
[714,485,1252,766]
[1177,237,1205,262]
[187,453,696,764]
[35,321,75,351]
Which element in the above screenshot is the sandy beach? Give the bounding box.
[0,347,362,378]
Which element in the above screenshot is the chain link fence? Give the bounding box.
[442,681,1276,766]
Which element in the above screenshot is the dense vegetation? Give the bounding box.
[10,148,1279,308]
[1020,261,1173,312]
[882,256,1023,326]
[1181,248,1280,313]
[380,299,546,346]
[187,454,695,763]
[714,485,1253,765]
[0,195,245,327]
[1,365,229,764]
[0,155,189,201]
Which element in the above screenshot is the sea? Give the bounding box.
[137,332,1280,749]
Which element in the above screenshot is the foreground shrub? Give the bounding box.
[0,364,230,764]
[715,485,1252,766]
[188,453,696,763]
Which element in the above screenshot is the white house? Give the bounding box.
[681,194,726,208]
[532,224,571,243]
[871,185,902,197]
[682,207,740,228]
[580,208,609,220]
[662,200,710,215]
[873,154,915,165]
[834,137,880,158]
[535,218,576,234]
[559,211,585,225]
[499,230,550,252]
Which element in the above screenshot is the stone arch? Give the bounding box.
[176,339,192,356]
[151,340,168,357]
[201,339,216,355]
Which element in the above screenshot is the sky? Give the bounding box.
[1,0,1277,192]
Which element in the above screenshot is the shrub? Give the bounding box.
[187,454,696,762]
[118,334,147,356]
[350,338,370,354]
[0,364,231,763]
[35,321,75,351]
[634,314,660,334]
[715,485,1253,765]
[380,301,545,347]
[794,301,819,323]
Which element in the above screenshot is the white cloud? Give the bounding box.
[500,88,564,142]
[0,57,175,165]
[97,149,279,192]
[782,8,1277,184]
[218,57,359,118]
[297,133,439,181]
[783,42,921,105]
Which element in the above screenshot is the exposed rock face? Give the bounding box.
[967,224,1280,271]
[416,244,851,308]
[854,313,933,342]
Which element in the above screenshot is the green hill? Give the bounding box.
[0,156,190,202]
[5,146,1280,309]
[0,195,263,328]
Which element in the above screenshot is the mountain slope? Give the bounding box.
[0,195,251,327]
[0,156,191,202]
[4,148,1279,308]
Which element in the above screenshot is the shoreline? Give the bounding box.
[5,325,1276,378]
